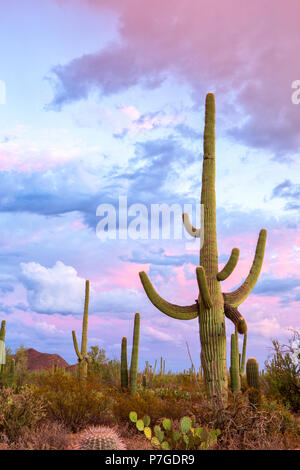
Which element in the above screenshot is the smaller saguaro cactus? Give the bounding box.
[230,324,247,392]
[230,328,240,392]
[240,333,247,376]
[121,337,128,390]
[246,357,260,389]
[120,313,140,393]
[246,357,261,408]
[129,312,140,393]
[0,320,6,373]
[72,280,90,379]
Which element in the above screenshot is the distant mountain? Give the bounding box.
[12,348,77,372]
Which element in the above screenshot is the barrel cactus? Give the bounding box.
[74,426,126,450]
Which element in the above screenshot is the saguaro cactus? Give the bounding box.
[139,93,267,403]
[129,312,140,393]
[121,337,129,390]
[230,328,240,392]
[240,332,247,376]
[246,357,260,389]
[230,326,247,392]
[72,280,90,379]
[121,312,140,393]
[246,357,261,408]
[0,320,6,373]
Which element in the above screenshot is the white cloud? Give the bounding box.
[247,317,282,338]
[19,261,146,317]
[144,325,182,344]
[20,261,86,315]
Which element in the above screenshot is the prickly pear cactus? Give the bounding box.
[74,426,126,450]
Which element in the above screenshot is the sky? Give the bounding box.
[0,0,299,372]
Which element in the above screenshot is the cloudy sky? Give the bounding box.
[0,0,299,372]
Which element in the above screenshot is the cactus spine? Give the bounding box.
[121,337,128,390]
[139,93,267,404]
[72,280,90,379]
[129,312,140,393]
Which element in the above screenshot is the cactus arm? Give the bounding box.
[196,267,213,309]
[224,304,247,335]
[182,213,201,238]
[217,248,239,281]
[72,330,83,361]
[223,229,267,307]
[240,332,247,375]
[139,271,198,320]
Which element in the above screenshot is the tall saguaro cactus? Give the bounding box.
[139,93,267,404]
[72,280,90,379]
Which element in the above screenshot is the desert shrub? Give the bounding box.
[87,346,121,387]
[190,392,300,450]
[0,386,47,442]
[112,389,197,425]
[262,336,300,413]
[8,420,70,450]
[33,370,113,431]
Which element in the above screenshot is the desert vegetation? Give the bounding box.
[0,94,298,451]
[0,329,299,450]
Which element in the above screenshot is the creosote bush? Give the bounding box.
[8,421,70,450]
[262,338,300,413]
[112,389,200,425]
[32,370,113,431]
[190,392,300,450]
[0,386,47,442]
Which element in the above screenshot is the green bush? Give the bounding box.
[33,370,113,431]
[87,346,120,387]
[0,386,47,442]
[112,388,197,425]
[262,337,300,413]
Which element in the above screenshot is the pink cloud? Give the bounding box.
[52,0,300,156]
